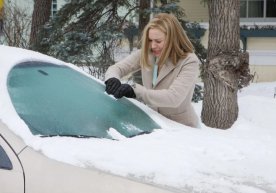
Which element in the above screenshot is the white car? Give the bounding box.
[0,46,175,193]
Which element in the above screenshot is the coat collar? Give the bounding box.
[156,60,175,83]
[153,58,178,88]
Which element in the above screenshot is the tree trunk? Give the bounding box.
[29,0,52,49]
[0,0,4,35]
[138,0,150,39]
[133,0,151,84]
[201,0,251,129]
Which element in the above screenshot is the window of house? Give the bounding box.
[267,0,276,17]
[241,0,276,19]
[51,0,58,17]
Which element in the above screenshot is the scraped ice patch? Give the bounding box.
[121,123,143,133]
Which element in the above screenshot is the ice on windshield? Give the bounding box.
[7,62,160,139]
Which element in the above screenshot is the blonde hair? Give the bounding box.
[140,13,194,68]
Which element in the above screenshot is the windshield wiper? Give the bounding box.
[40,134,101,139]
[40,131,151,139]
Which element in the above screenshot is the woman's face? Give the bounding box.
[148,28,166,57]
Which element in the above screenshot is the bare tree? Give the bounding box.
[29,0,52,49]
[201,0,252,129]
[0,1,32,48]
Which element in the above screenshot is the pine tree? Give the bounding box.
[39,0,135,78]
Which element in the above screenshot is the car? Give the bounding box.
[0,45,175,193]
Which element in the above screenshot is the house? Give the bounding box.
[179,0,276,82]
[6,0,66,17]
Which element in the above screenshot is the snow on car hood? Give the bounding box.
[1,46,276,193]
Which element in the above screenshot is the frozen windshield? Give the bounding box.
[7,62,160,139]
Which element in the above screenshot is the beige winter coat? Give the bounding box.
[105,50,200,128]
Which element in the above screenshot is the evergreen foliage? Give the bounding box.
[39,0,136,78]
[192,84,204,103]
[183,22,207,63]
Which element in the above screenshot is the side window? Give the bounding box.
[0,145,13,170]
[240,0,276,20]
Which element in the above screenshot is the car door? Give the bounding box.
[0,136,24,193]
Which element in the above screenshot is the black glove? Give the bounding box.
[113,84,136,99]
[105,77,121,95]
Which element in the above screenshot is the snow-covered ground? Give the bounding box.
[1,45,276,193]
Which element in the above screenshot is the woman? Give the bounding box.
[104,13,200,128]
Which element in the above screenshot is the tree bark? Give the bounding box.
[29,0,52,49]
[201,0,251,129]
[0,0,4,35]
[133,0,151,84]
[138,0,150,39]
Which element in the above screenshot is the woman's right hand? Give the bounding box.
[104,77,121,95]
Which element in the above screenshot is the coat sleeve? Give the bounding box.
[104,50,141,80]
[134,54,199,108]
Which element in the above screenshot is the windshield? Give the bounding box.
[7,62,160,139]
